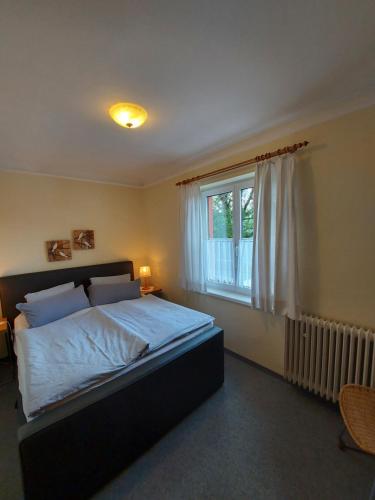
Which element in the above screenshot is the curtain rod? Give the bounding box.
[175,140,309,186]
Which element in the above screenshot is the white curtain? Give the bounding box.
[251,154,300,319]
[180,182,207,292]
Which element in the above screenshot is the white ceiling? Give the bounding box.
[1,0,374,186]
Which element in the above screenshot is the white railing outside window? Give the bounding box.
[207,238,234,285]
[207,237,253,289]
[238,238,253,288]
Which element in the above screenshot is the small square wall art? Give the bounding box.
[46,240,72,262]
[72,230,95,250]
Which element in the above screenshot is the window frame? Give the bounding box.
[201,175,254,299]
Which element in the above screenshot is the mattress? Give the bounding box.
[15,295,214,420]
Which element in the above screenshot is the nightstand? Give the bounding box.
[141,287,163,297]
[0,317,12,361]
[0,317,16,380]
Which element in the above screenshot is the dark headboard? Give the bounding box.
[0,261,134,325]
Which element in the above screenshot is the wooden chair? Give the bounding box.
[339,384,375,456]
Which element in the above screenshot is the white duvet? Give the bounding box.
[99,294,214,350]
[16,295,214,420]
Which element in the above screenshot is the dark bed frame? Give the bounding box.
[0,261,224,500]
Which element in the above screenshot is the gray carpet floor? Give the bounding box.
[1,354,374,500]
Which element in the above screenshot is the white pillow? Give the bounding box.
[14,313,30,333]
[25,282,75,303]
[90,273,131,285]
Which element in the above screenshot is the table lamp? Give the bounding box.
[139,266,152,291]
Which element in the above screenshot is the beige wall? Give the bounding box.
[1,106,374,370]
[143,105,375,375]
[0,172,146,355]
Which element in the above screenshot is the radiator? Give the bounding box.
[284,315,375,402]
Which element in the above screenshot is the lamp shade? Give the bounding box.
[139,266,151,278]
[109,102,148,129]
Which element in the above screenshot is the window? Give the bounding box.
[202,175,254,301]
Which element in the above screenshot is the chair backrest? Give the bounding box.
[339,384,375,455]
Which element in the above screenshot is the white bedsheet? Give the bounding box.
[16,296,214,421]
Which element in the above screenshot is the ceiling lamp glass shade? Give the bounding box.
[109,102,148,129]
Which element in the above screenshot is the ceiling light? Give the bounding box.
[109,102,148,129]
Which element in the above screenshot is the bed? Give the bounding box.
[0,261,224,500]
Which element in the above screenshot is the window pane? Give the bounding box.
[207,191,233,239]
[241,187,254,238]
[206,191,234,285]
[238,187,254,289]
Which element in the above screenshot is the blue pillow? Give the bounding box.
[16,285,90,328]
[88,279,141,306]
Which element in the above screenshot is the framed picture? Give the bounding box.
[46,240,72,262]
[72,230,95,250]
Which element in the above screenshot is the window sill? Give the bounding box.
[206,287,251,307]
